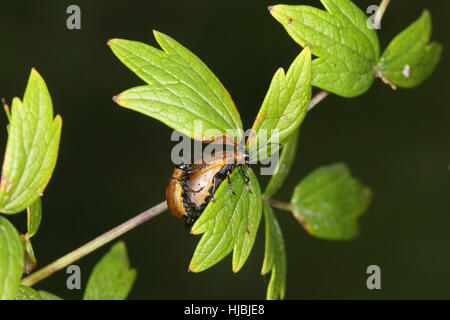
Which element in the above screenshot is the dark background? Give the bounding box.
[0,0,448,299]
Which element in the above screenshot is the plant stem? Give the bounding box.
[21,201,168,287]
[374,0,391,29]
[308,90,329,112]
[266,197,293,212]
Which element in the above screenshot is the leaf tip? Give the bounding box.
[54,114,63,127]
[29,68,44,83]
[12,96,21,105]
[187,264,197,273]
[260,269,268,276]
[232,265,241,274]
[268,5,283,20]
[107,38,117,47]
[422,9,431,19]
[190,224,200,235]
[152,29,161,40]
[112,94,121,104]
[30,67,39,76]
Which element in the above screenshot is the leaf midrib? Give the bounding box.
[162,39,242,132]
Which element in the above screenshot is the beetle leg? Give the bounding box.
[210,176,218,196]
[211,172,226,197]
[227,175,235,195]
[239,165,250,183]
[238,165,252,193]
[207,191,216,203]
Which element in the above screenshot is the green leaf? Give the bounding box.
[269,0,380,97]
[0,69,62,214]
[247,47,311,158]
[0,216,24,300]
[38,290,63,300]
[22,236,37,274]
[264,129,300,198]
[14,285,43,300]
[291,163,371,240]
[3,100,11,123]
[109,31,243,142]
[26,197,42,238]
[376,10,442,89]
[189,167,262,273]
[22,197,40,273]
[83,241,137,300]
[261,200,286,300]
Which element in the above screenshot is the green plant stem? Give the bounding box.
[374,0,391,28]
[266,197,293,212]
[21,200,168,287]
